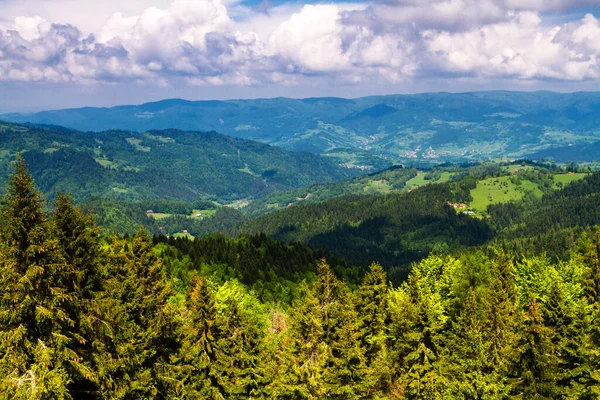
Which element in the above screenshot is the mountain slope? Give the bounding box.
[5,91,600,164]
[0,121,362,202]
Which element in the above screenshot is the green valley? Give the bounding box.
[0,121,362,203]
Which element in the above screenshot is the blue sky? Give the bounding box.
[1,0,600,112]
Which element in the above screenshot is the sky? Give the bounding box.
[1,0,600,112]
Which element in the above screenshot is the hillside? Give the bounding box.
[0,121,362,202]
[5,91,600,165]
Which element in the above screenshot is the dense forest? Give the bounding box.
[0,121,361,203]
[2,155,600,398]
[80,161,600,285]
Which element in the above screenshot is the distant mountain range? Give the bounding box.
[0,121,362,203]
[4,91,600,164]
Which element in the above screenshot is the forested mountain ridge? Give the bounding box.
[0,121,362,203]
[85,160,595,283]
[5,91,600,164]
[2,155,600,398]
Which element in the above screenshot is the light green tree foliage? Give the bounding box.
[277,260,366,399]
[389,256,453,399]
[573,232,600,398]
[510,295,559,399]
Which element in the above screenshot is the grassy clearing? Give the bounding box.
[404,173,428,191]
[470,176,542,212]
[364,179,391,194]
[437,172,454,183]
[173,232,194,239]
[553,173,587,188]
[126,137,151,152]
[148,213,172,220]
[238,164,259,176]
[95,158,115,168]
[226,200,249,209]
[191,209,217,218]
[501,164,536,174]
[404,171,455,191]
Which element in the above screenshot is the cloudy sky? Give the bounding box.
[1,0,600,112]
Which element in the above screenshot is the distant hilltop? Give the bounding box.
[4,91,600,164]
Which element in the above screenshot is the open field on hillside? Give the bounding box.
[470,176,543,211]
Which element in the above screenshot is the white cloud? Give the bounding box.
[424,11,600,80]
[0,0,600,88]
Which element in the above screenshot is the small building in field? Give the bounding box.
[146,210,154,214]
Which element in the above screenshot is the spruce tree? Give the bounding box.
[53,193,104,397]
[0,155,88,398]
[393,267,445,399]
[278,260,365,399]
[442,290,489,398]
[178,274,224,398]
[277,282,327,399]
[213,298,268,399]
[580,229,600,398]
[98,228,180,398]
[510,295,558,398]
[354,262,392,396]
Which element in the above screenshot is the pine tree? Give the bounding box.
[541,278,588,398]
[213,298,268,399]
[178,274,224,398]
[277,282,328,399]
[315,260,366,398]
[510,295,559,398]
[97,228,180,398]
[278,260,365,399]
[0,155,88,398]
[53,193,102,301]
[53,193,104,397]
[354,262,392,396]
[442,290,490,398]
[393,267,445,399]
[580,229,600,398]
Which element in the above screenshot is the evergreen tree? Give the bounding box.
[541,278,588,398]
[277,281,327,399]
[178,274,224,398]
[392,267,446,399]
[53,193,104,398]
[0,155,89,398]
[510,295,558,398]
[353,262,392,396]
[98,228,180,398]
[579,229,600,398]
[442,290,491,399]
[278,260,365,399]
[213,298,268,399]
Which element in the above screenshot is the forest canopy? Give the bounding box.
[1,156,600,398]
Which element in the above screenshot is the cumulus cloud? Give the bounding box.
[423,11,600,80]
[0,0,600,87]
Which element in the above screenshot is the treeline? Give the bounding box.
[155,233,360,303]
[3,157,600,398]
